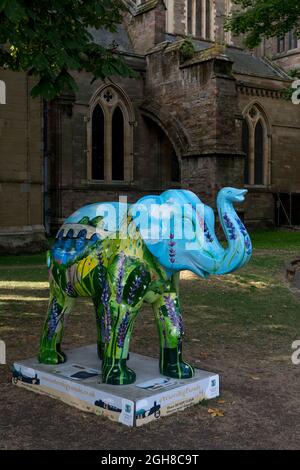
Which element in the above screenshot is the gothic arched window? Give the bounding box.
[195,0,203,37]
[91,104,105,180]
[187,0,193,35]
[88,86,134,182]
[242,105,270,186]
[277,31,298,53]
[206,0,211,39]
[112,106,125,181]
[185,0,214,39]
[242,119,249,185]
[254,120,264,185]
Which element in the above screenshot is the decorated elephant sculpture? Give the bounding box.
[39,188,252,385]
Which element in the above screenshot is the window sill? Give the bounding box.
[245,185,271,192]
[88,179,132,184]
[273,48,299,59]
[84,180,134,190]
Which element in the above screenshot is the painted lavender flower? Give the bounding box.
[235,217,247,237]
[101,281,112,343]
[97,247,106,287]
[101,309,112,344]
[223,213,236,240]
[116,252,126,304]
[178,314,184,336]
[117,310,130,348]
[48,297,59,340]
[163,295,181,332]
[204,222,214,243]
[127,269,146,305]
[168,233,176,264]
[65,282,76,297]
[235,217,251,255]
[196,210,213,243]
[245,236,252,256]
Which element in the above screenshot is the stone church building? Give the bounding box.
[0,0,300,252]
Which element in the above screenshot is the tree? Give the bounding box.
[225,0,300,48]
[0,0,134,99]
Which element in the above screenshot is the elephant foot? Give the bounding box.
[38,344,67,365]
[160,348,194,379]
[97,344,129,361]
[102,358,136,385]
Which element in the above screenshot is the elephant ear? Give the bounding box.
[129,194,176,271]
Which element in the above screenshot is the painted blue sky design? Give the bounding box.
[65,202,129,231]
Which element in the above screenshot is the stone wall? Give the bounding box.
[237,74,300,227]
[46,55,183,230]
[0,70,47,253]
[145,43,244,207]
[172,0,186,36]
[124,0,166,54]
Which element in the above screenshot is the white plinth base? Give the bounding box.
[12,345,219,427]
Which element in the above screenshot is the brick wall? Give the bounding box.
[124,0,166,54]
[0,70,47,252]
[238,75,300,227]
[145,43,244,207]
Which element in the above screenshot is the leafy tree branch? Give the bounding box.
[0,0,135,99]
[225,0,300,48]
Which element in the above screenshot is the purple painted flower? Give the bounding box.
[235,217,247,237]
[65,282,76,297]
[101,281,112,343]
[204,222,214,243]
[48,297,59,340]
[116,252,126,304]
[163,295,181,332]
[127,270,147,305]
[245,236,252,256]
[117,311,130,348]
[234,218,251,255]
[178,315,184,336]
[101,280,110,304]
[102,308,112,344]
[223,213,236,240]
[97,248,103,264]
[97,248,106,287]
[194,209,213,243]
[168,233,176,264]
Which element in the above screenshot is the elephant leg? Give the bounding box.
[93,297,105,360]
[93,299,131,362]
[102,304,138,385]
[39,280,75,364]
[153,293,194,379]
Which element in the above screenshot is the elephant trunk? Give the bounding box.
[214,190,252,275]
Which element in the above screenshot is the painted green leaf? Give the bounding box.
[90,216,103,227]
[78,216,90,225]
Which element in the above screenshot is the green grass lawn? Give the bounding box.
[0,230,299,267]
[0,231,300,449]
[0,252,47,266]
[0,233,299,355]
[250,229,300,250]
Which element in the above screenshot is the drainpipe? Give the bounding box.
[43,100,50,235]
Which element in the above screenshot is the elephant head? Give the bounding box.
[129,188,252,278]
